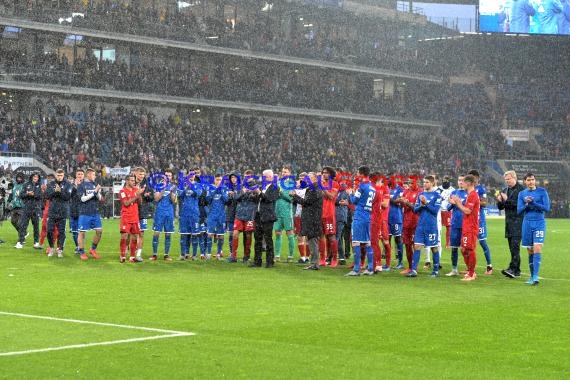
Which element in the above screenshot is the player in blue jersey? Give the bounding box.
[150,169,177,261]
[77,168,103,261]
[178,170,202,260]
[388,183,405,270]
[445,175,468,276]
[207,174,229,260]
[408,175,442,277]
[345,166,376,276]
[468,170,493,275]
[517,173,550,285]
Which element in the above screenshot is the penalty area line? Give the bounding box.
[0,311,195,335]
[0,333,192,357]
[0,311,195,357]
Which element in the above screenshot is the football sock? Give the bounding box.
[120,239,127,257]
[352,245,361,272]
[412,249,420,271]
[205,235,212,255]
[451,247,459,269]
[72,231,78,248]
[319,239,326,261]
[405,244,413,269]
[528,254,534,276]
[468,249,476,276]
[396,242,404,263]
[165,234,171,255]
[152,236,159,254]
[532,253,541,279]
[287,235,295,257]
[217,236,224,254]
[424,247,431,263]
[383,241,392,266]
[192,235,200,256]
[275,234,282,257]
[130,240,137,256]
[366,245,374,271]
[91,243,98,250]
[432,250,440,272]
[199,234,206,255]
[480,239,492,265]
[330,239,338,260]
[298,243,305,257]
[181,235,189,256]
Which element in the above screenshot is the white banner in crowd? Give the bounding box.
[0,156,34,170]
[106,166,131,177]
[500,129,530,142]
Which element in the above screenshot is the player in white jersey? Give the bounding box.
[438,175,455,250]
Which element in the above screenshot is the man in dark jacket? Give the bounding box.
[17,173,41,249]
[9,172,25,246]
[291,172,323,270]
[251,170,280,268]
[496,170,525,278]
[46,169,72,257]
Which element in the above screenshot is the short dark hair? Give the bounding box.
[425,175,436,184]
[523,172,535,181]
[55,169,65,174]
[467,169,480,178]
[357,166,370,177]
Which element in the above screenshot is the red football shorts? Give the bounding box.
[120,221,141,235]
[461,231,478,251]
[403,226,416,245]
[294,216,302,235]
[233,219,255,232]
[321,216,336,235]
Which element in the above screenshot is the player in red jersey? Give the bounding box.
[370,173,390,272]
[320,167,339,267]
[119,174,144,263]
[449,174,480,281]
[397,179,420,274]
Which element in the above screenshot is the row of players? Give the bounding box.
[9,166,549,283]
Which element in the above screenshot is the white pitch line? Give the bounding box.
[0,311,194,335]
[0,333,192,357]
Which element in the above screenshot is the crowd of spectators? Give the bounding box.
[0,0,452,76]
[0,93,494,184]
[0,42,445,121]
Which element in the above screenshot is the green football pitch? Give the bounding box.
[0,218,568,379]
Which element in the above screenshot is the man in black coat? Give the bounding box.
[291,172,323,270]
[46,169,72,257]
[18,173,42,249]
[496,170,525,278]
[251,169,280,268]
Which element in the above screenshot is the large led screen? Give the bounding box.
[479,0,570,35]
